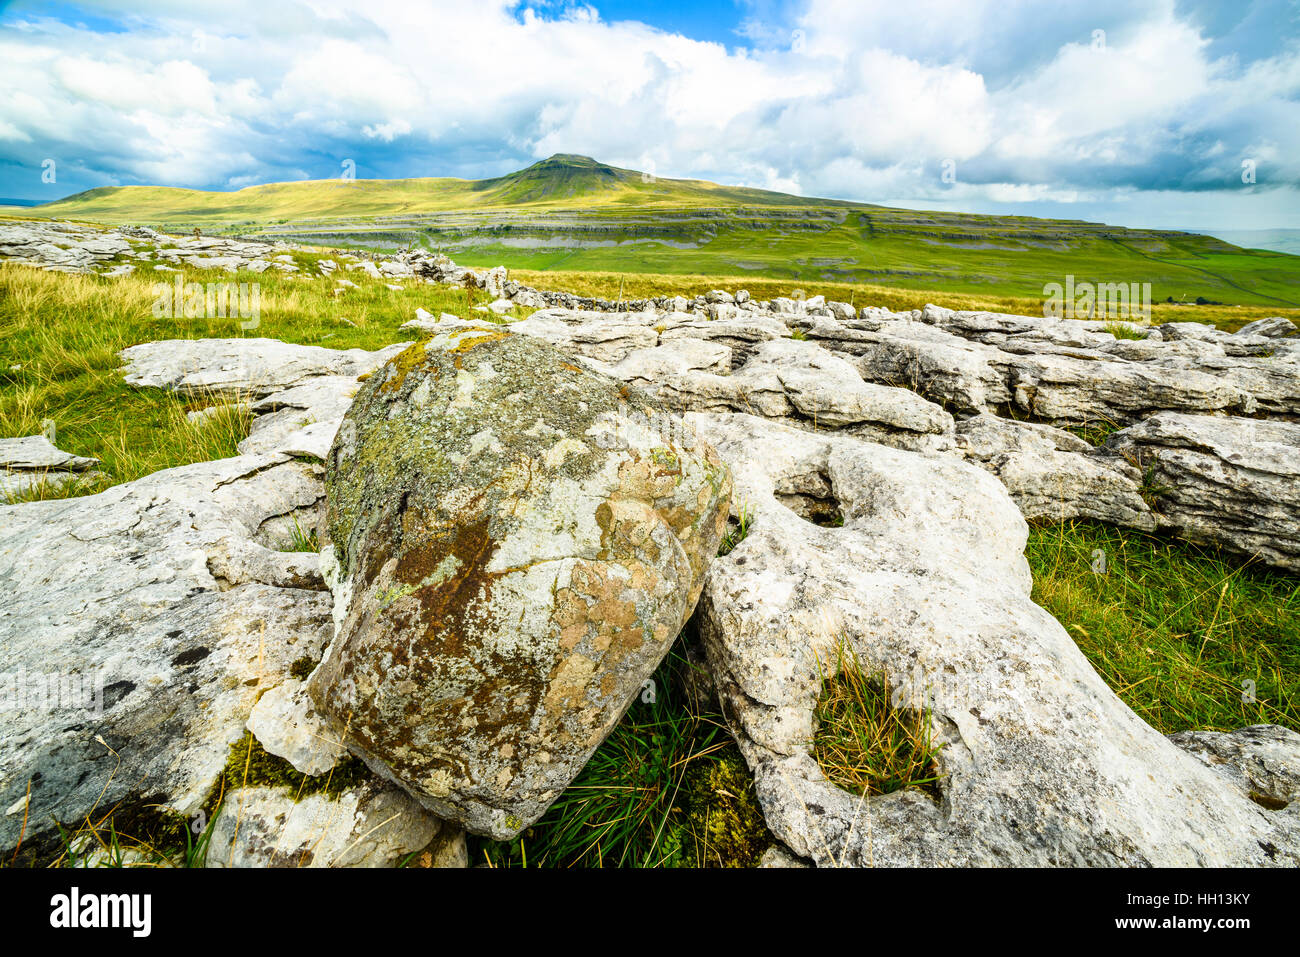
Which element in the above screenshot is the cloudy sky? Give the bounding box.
[2,0,1298,231]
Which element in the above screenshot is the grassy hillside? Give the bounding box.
[27,155,1300,309]
[33,155,836,221]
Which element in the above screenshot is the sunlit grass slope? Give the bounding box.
[24,154,1300,308]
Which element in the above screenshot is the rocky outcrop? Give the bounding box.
[0,452,334,860]
[953,413,1155,529]
[4,227,1299,868]
[0,220,297,275]
[0,434,103,499]
[1108,413,1300,571]
[639,337,954,443]
[690,411,1298,866]
[397,309,1300,572]
[806,315,1260,425]
[308,328,732,839]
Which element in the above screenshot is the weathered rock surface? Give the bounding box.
[205,780,449,868]
[647,338,954,442]
[953,413,1155,529]
[246,678,346,776]
[0,453,334,860]
[405,314,951,445]
[0,434,104,499]
[308,328,732,839]
[758,844,811,868]
[1169,725,1300,810]
[690,411,1298,866]
[1108,413,1300,571]
[0,434,99,472]
[120,338,409,399]
[1235,316,1297,339]
[236,376,363,461]
[804,315,1260,425]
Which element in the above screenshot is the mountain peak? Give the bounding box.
[536,153,604,168]
[476,154,627,202]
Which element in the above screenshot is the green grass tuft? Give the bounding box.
[812,641,944,798]
[717,505,753,556]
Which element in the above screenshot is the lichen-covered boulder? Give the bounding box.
[308,327,731,839]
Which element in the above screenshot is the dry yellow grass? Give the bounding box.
[513,268,1300,331]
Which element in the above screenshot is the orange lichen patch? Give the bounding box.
[554,588,589,627]
[448,331,510,368]
[591,598,639,629]
[545,653,598,711]
[376,340,432,395]
[558,622,587,652]
[606,626,646,659]
[617,455,681,500]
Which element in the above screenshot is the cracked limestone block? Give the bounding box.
[0,434,105,499]
[119,338,411,398]
[0,453,336,860]
[643,336,953,443]
[1169,725,1300,811]
[308,329,732,839]
[604,338,734,387]
[508,309,662,363]
[236,375,365,461]
[1108,412,1300,572]
[0,434,100,472]
[246,677,346,775]
[204,780,447,868]
[1139,349,1300,418]
[1235,316,1297,339]
[656,312,792,362]
[954,413,1155,529]
[825,319,1256,425]
[688,411,1299,867]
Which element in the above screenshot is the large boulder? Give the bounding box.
[308,327,732,839]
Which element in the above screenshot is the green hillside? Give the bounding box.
[27,154,1300,307]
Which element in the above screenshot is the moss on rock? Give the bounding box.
[218,731,369,801]
[680,749,772,868]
